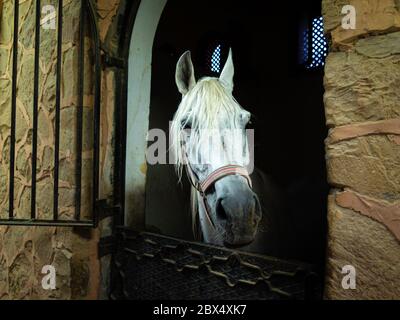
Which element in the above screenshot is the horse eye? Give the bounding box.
[181,120,191,130]
[245,116,255,130]
[245,119,253,130]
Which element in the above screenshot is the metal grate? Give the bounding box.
[303,16,328,69]
[0,0,101,227]
[206,42,226,75]
[302,29,309,65]
[210,45,222,73]
[109,228,321,300]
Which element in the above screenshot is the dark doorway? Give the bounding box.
[145,0,328,274]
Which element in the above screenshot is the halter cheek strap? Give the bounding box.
[185,161,252,231]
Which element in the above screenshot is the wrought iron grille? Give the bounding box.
[0,0,101,227]
[205,41,228,76]
[303,16,328,69]
[210,44,222,73]
[109,228,321,300]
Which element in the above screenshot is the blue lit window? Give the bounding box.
[303,17,328,69]
[210,45,222,73]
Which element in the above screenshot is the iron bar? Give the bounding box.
[0,219,94,227]
[87,0,101,226]
[53,0,63,220]
[31,0,42,219]
[75,0,85,221]
[9,0,19,218]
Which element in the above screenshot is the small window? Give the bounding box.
[302,16,328,69]
[210,44,222,73]
[206,42,227,75]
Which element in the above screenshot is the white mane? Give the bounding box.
[170,77,244,180]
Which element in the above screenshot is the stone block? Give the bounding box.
[324,51,400,126]
[323,0,400,47]
[326,135,400,201]
[325,195,400,299]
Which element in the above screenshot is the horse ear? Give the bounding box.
[175,51,196,95]
[219,48,234,92]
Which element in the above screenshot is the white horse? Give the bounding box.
[171,49,278,249]
[169,48,327,266]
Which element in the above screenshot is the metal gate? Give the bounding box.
[1,0,101,227]
[108,228,321,300]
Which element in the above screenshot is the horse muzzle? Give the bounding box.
[215,186,262,246]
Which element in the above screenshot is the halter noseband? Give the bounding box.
[184,158,252,231]
[200,165,252,194]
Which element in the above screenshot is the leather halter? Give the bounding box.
[184,158,252,231]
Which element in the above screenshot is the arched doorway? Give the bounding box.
[113,0,327,300]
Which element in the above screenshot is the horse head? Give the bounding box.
[171,49,262,247]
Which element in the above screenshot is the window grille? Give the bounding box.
[0,0,101,227]
[303,16,328,69]
[210,45,222,73]
[206,42,227,75]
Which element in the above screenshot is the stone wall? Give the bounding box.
[322,0,400,299]
[0,0,122,299]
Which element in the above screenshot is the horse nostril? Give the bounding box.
[216,199,228,222]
